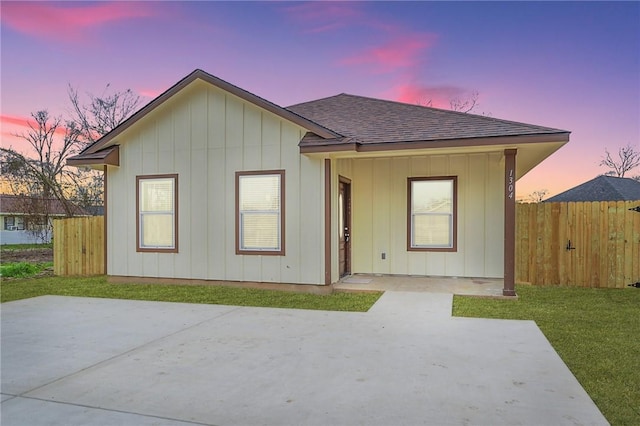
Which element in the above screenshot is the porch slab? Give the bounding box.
[1,295,606,425]
[335,274,505,297]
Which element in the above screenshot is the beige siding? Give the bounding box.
[338,152,504,279]
[107,80,325,284]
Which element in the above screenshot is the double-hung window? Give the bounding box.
[408,176,457,251]
[137,174,178,252]
[236,170,285,255]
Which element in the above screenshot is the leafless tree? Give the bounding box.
[600,143,640,177]
[419,90,484,114]
[527,189,549,203]
[449,91,480,113]
[1,85,139,224]
[68,84,140,145]
[11,196,55,243]
[0,110,82,217]
[66,84,140,207]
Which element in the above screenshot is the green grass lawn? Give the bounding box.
[1,243,53,250]
[0,275,381,312]
[454,285,640,426]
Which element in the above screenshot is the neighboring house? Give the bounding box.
[544,175,640,202]
[0,194,88,244]
[68,69,570,295]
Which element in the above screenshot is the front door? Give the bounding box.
[339,177,351,277]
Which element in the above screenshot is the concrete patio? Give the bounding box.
[335,274,505,297]
[1,293,607,425]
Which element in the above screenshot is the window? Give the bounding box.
[4,216,15,230]
[137,174,178,252]
[236,170,285,255]
[408,176,457,251]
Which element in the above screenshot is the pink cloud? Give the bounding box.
[1,1,156,42]
[283,2,362,33]
[1,115,32,128]
[1,114,69,137]
[341,33,436,73]
[138,89,162,99]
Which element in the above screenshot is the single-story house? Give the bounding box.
[68,69,570,296]
[0,194,87,244]
[544,175,640,202]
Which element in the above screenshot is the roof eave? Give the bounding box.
[67,145,119,168]
[300,132,570,155]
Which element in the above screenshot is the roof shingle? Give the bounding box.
[287,93,569,146]
[544,175,640,202]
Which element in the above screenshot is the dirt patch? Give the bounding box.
[0,248,54,265]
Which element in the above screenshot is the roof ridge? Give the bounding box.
[600,176,624,198]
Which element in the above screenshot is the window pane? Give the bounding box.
[411,180,453,214]
[141,179,174,212]
[241,213,279,250]
[141,213,174,247]
[239,175,280,211]
[410,179,455,249]
[413,214,451,247]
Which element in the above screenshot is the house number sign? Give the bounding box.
[507,168,515,199]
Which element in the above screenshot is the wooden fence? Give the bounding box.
[52,202,640,287]
[53,216,104,276]
[516,201,640,288]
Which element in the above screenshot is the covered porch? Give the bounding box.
[334,273,506,297]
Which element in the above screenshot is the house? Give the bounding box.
[68,69,570,296]
[544,175,640,202]
[0,194,87,244]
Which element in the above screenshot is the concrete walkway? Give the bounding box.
[1,294,607,425]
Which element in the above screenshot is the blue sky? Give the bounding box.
[1,1,638,198]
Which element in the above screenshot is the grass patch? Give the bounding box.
[1,243,53,251]
[453,285,640,425]
[0,275,381,312]
[0,262,53,278]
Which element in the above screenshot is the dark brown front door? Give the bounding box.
[339,177,351,277]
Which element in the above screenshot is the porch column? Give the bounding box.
[324,158,332,285]
[503,149,517,296]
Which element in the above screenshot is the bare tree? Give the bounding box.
[68,84,140,145]
[1,84,139,223]
[600,143,640,177]
[0,111,82,217]
[66,84,140,208]
[11,196,55,243]
[527,189,549,203]
[449,90,479,113]
[419,90,484,114]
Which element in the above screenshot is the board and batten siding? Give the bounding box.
[336,152,504,278]
[107,80,325,284]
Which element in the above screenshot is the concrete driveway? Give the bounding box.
[1,293,607,425]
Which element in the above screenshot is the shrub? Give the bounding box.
[0,262,50,278]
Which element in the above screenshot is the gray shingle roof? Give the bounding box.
[545,175,640,202]
[287,93,569,146]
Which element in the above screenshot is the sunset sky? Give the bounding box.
[1,1,638,199]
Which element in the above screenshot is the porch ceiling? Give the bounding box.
[311,138,567,180]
